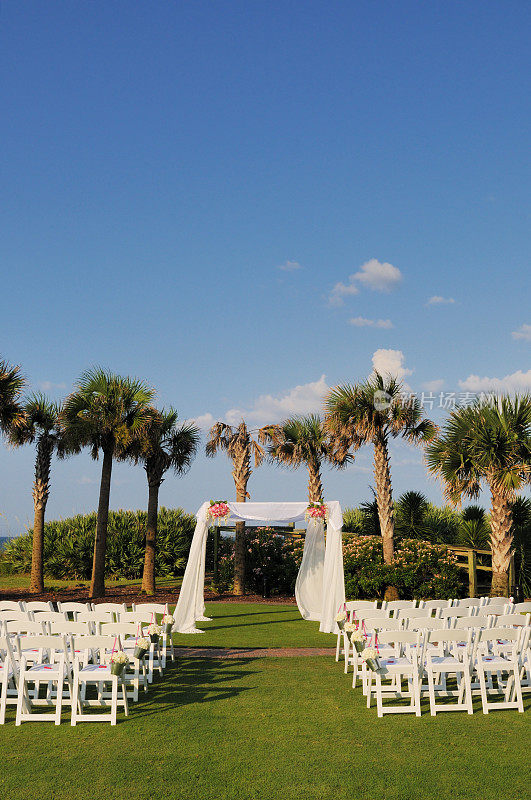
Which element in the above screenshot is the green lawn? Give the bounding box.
[0,653,529,800]
[172,603,336,649]
[0,605,529,799]
[0,574,183,591]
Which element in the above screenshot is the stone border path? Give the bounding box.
[175,647,335,659]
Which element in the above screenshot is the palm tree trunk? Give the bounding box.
[489,489,513,597]
[233,482,248,596]
[373,437,394,563]
[30,438,52,594]
[30,503,45,594]
[142,478,160,595]
[90,447,113,598]
[307,460,323,503]
[373,436,398,601]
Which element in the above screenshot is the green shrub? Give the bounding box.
[343,535,460,600]
[215,528,304,595]
[2,507,196,580]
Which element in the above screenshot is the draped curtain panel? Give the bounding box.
[173,500,345,634]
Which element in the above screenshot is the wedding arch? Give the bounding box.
[173,501,345,635]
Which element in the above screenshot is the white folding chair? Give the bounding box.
[70,635,129,726]
[349,617,402,687]
[23,601,54,614]
[58,602,91,620]
[335,601,378,662]
[91,602,128,621]
[15,635,71,725]
[396,608,433,626]
[0,635,20,724]
[418,599,452,616]
[439,607,476,627]
[425,629,474,715]
[474,627,529,713]
[454,616,492,630]
[0,601,25,613]
[382,600,417,617]
[132,603,174,666]
[77,610,115,634]
[365,630,423,717]
[452,598,481,610]
[32,610,68,633]
[100,622,148,701]
[0,610,33,625]
[118,611,163,681]
[514,601,531,615]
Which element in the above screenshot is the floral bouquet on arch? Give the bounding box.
[305,501,328,524]
[208,501,231,526]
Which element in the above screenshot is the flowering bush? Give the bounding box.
[215,528,304,595]
[343,535,460,600]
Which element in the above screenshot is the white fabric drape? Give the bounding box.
[319,503,345,633]
[295,518,325,621]
[174,500,345,634]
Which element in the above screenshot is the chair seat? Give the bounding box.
[379,656,415,671]
[26,662,68,678]
[428,656,464,669]
[77,664,113,679]
[478,656,513,670]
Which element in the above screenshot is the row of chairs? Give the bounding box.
[335,598,530,661]
[0,602,175,725]
[335,599,530,717]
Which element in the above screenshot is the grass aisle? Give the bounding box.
[172,603,336,649]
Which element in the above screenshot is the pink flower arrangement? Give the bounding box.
[305,501,328,523]
[208,501,230,525]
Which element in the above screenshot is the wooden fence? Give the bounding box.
[445,546,514,597]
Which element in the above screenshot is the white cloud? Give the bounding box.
[349,316,393,329]
[352,259,403,292]
[277,260,302,271]
[36,380,67,392]
[328,279,359,307]
[426,296,455,305]
[184,412,216,431]
[77,476,96,485]
[371,349,413,382]
[328,258,402,306]
[422,379,445,392]
[225,375,329,426]
[512,323,531,341]
[186,376,330,430]
[458,369,531,393]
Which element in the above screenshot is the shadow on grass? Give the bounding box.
[130,657,259,719]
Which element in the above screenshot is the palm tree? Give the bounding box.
[206,422,264,595]
[259,414,351,502]
[126,409,200,595]
[426,395,531,596]
[60,368,155,598]
[325,372,436,568]
[7,395,62,593]
[395,490,431,540]
[0,358,25,434]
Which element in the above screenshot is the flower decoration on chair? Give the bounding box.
[335,610,347,630]
[361,646,380,672]
[345,623,366,652]
[208,500,231,526]
[305,501,328,523]
[110,650,129,676]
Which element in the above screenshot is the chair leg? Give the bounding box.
[71,678,79,726]
[427,667,436,716]
[477,664,489,714]
[375,674,383,718]
[55,679,62,725]
[0,673,7,725]
[111,678,118,726]
[122,678,129,717]
[15,677,27,726]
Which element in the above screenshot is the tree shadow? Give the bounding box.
[129,657,259,719]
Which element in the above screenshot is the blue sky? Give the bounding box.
[1,1,530,535]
